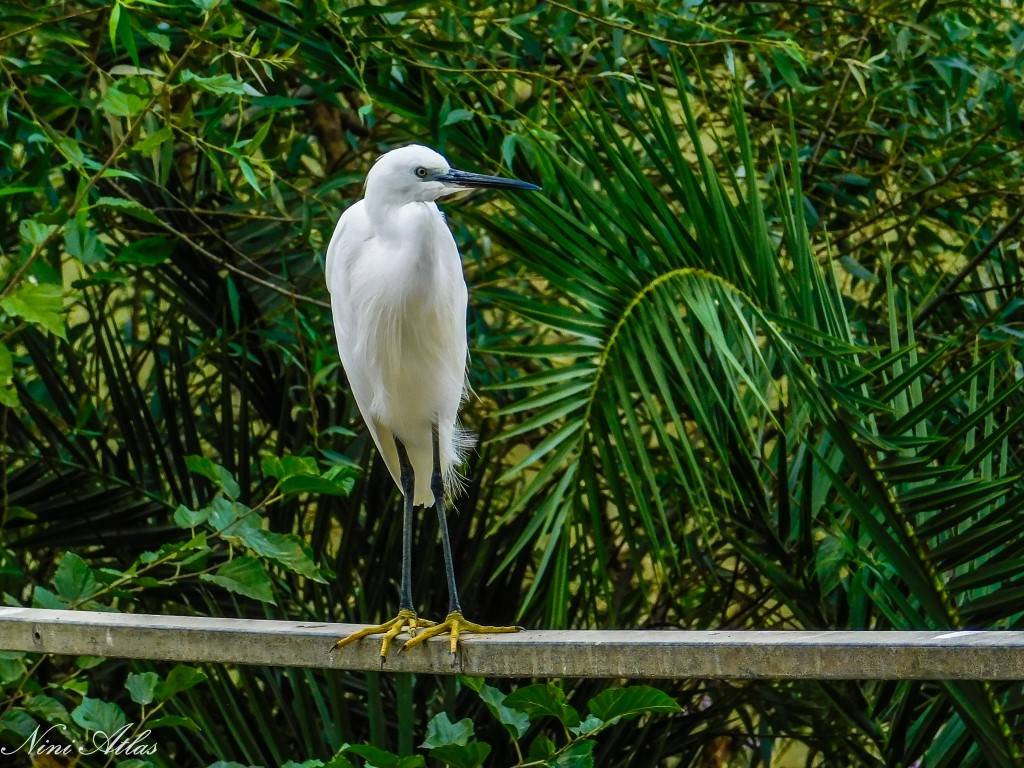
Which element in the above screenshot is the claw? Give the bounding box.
[399,611,520,655]
[333,609,436,659]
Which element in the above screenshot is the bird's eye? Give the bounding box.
[415,167,428,178]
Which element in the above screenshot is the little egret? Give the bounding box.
[326,145,539,657]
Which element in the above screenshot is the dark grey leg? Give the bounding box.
[395,437,415,613]
[431,424,463,615]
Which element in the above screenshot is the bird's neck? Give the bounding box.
[365,196,438,242]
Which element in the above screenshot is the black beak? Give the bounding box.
[436,168,540,191]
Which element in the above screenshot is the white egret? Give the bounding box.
[326,144,539,657]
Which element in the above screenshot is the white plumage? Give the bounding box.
[327,144,538,657]
[326,146,470,506]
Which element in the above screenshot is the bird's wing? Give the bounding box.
[326,202,403,492]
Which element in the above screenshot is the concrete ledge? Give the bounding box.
[1,608,1022,679]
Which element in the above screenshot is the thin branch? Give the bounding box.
[912,204,1024,330]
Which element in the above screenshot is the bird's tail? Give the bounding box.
[440,420,475,505]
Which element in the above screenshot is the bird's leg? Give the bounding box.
[333,438,434,659]
[401,425,521,656]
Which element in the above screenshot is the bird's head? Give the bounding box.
[365,144,539,204]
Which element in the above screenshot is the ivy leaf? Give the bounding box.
[505,682,579,727]
[201,556,275,604]
[586,686,680,725]
[1,282,65,339]
[526,734,556,762]
[262,454,356,497]
[207,498,326,582]
[0,654,25,684]
[125,671,159,705]
[186,455,240,499]
[421,712,473,748]
[53,552,99,603]
[24,694,70,724]
[174,504,211,529]
[553,739,596,767]
[32,586,69,609]
[569,713,602,737]
[64,221,107,264]
[72,697,128,734]
[461,676,530,737]
[154,665,207,701]
[243,530,327,581]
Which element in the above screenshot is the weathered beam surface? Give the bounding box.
[2,607,1023,679]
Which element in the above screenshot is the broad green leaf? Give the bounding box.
[174,504,211,529]
[553,739,596,767]
[0,655,24,684]
[586,686,680,724]
[461,677,530,737]
[569,714,603,737]
[186,455,240,499]
[72,697,127,734]
[125,671,159,705]
[505,682,579,727]
[421,712,473,748]
[99,78,149,117]
[1,282,65,338]
[154,665,207,701]
[24,694,70,724]
[0,710,39,740]
[32,586,69,609]
[64,221,107,264]
[133,126,173,154]
[53,552,99,603]
[201,556,275,604]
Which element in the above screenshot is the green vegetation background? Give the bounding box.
[2,1,1023,766]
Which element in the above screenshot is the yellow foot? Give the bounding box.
[332,609,436,659]
[399,611,521,655]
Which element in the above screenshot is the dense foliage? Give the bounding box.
[2,0,1023,765]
